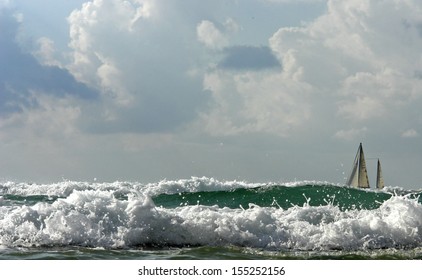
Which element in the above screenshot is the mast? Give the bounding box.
[376,159,384,189]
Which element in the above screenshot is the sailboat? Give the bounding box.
[376,159,384,189]
[346,143,384,189]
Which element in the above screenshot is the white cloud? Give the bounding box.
[334,127,368,141]
[96,58,133,106]
[337,96,385,121]
[196,17,240,50]
[224,17,240,33]
[33,37,61,67]
[198,0,422,139]
[196,20,228,50]
[66,0,160,90]
[0,93,81,141]
[269,0,422,131]
[67,0,148,97]
[66,0,208,133]
[130,0,155,25]
[402,129,419,138]
[201,70,311,136]
[266,0,326,2]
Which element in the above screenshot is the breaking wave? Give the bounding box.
[1,177,421,251]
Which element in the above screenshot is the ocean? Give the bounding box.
[1,177,421,260]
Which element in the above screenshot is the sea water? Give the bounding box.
[0,177,421,260]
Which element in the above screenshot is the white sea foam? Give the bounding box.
[0,187,421,250]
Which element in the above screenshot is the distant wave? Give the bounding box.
[2,176,420,196]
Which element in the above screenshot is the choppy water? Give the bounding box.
[1,177,421,259]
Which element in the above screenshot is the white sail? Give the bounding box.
[376,159,384,189]
[346,143,370,188]
[358,144,370,188]
[346,148,359,187]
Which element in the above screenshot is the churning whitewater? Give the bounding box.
[0,177,422,258]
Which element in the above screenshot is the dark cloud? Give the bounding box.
[0,11,98,116]
[219,45,281,71]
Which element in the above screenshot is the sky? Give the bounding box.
[1,0,422,189]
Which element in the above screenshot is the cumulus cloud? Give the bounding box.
[197,20,228,50]
[196,18,240,50]
[269,0,422,120]
[67,0,208,133]
[33,37,61,67]
[6,0,422,140]
[200,0,422,138]
[0,10,97,118]
[201,70,312,137]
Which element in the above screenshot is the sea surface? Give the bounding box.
[1,177,421,260]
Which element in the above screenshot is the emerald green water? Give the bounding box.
[153,185,397,210]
